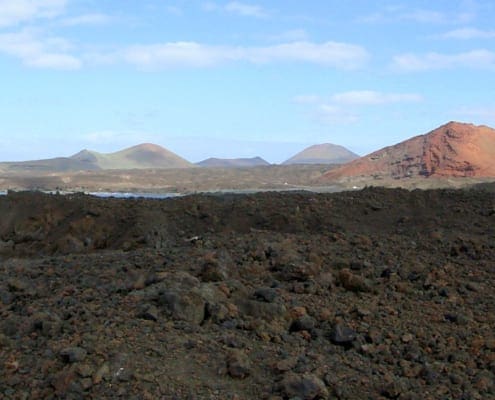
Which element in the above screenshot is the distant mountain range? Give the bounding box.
[0,141,355,173]
[283,143,358,165]
[0,157,100,173]
[196,157,270,168]
[3,122,493,180]
[0,143,193,172]
[70,143,192,169]
[320,121,495,181]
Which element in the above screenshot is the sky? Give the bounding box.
[0,0,494,163]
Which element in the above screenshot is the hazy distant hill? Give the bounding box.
[0,157,101,173]
[0,143,193,173]
[320,121,495,181]
[283,143,358,165]
[196,157,270,168]
[70,143,193,170]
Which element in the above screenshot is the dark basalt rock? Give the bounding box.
[0,188,494,399]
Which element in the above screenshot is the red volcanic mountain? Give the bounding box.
[320,122,495,181]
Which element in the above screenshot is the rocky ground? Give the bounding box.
[0,187,494,399]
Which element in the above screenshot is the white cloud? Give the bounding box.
[202,2,219,12]
[296,90,423,125]
[122,41,369,69]
[225,2,267,18]
[28,52,80,69]
[438,27,495,40]
[401,9,447,24]
[359,5,475,25]
[204,1,267,18]
[84,131,123,144]
[0,0,67,27]
[293,95,322,104]
[455,106,495,122]
[83,130,159,146]
[331,91,423,106]
[165,6,183,16]
[317,104,358,124]
[123,42,232,68]
[244,42,368,68]
[393,49,495,71]
[269,29,309,42]
[0,30,81,69]
[60,13,113,27]
[295,91,422,106]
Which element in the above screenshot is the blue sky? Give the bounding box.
[0,0,494,163]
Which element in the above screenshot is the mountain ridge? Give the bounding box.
[0,143,193,172]
[283,143,358,165]
[196,156,270,168]
[70,143,193,170]
[320,121,495,181]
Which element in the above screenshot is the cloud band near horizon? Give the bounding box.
[121,41,369,69]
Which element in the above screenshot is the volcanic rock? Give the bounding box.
[158,290,206,325]
[137,304,160,321]
[0,240,14,254]
[337,268,372,292]
[227,350,251,379]
[0,188,494,399]
[289,315,317,333]
[253,287,278,303]
[60,347,88,363]
[280,373,329,399]
[330,323,357,345]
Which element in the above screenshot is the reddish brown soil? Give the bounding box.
[321,122,495,181]
[1,188,495,399]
